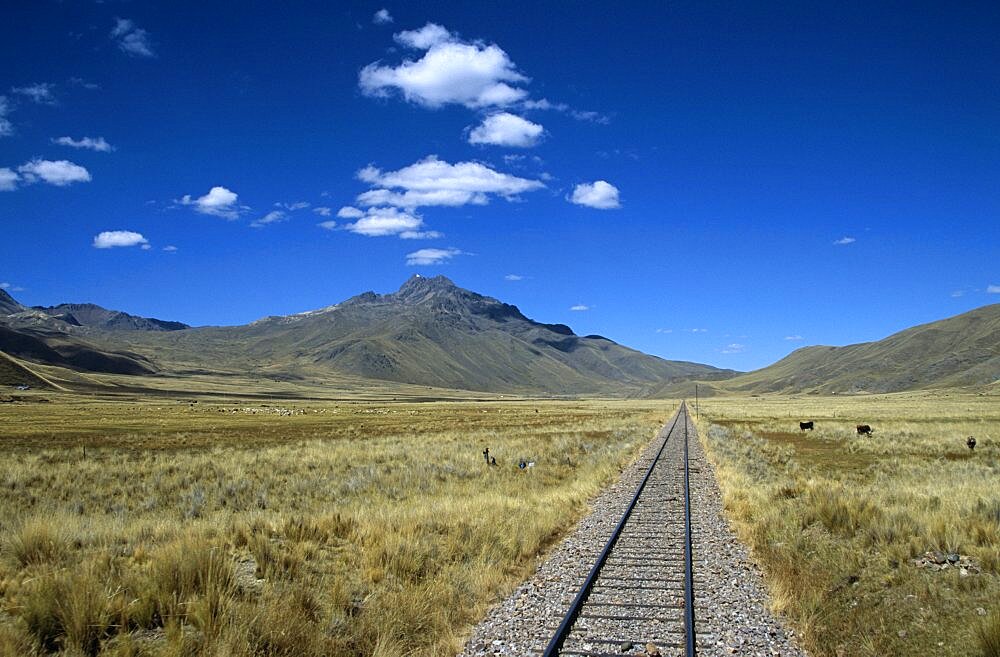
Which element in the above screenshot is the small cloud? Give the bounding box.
[355,156,544,210]
[569,180,620,209]
[373,8,393,24]
[0,282,24,292]
[468,112,544,148]
[68,77,100,90]
[111,18,155,58]
[52,136,114,152]
[399,230,442,239]
[721,343,745,354]
[833,236,856,245]
[277,201,309,211]
[987,284,1000,294]
[655,328,672,334]
[0,96,12,136]
[405,247,464,266]
[360,23,529,109]
[163,245,178,252]
[686,328,707,333]
[521,98,609,124]
[950,290,965,298]
[11,83,56,105]
[337,206,365,219]
[178,186,241,219]
[504,274,524,281]
[313,206,333,217]
[0,168,18,191]
[17,159,91,186]
[784,335,803,341]
[317,220,338,230]
[93,230,148,249]
[251,210,287,228]
[570,304,590,311]
[344,207,425,237]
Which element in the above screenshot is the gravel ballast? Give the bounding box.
[458,407,807,657]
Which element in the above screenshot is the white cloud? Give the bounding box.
[360,23,529,108]
[655,328,672,334]
[277,201,309,211]
[721,343,745,354]
[52,136,114,152]
[178,186,241,219]
[399,230,442,240]
[373,8,394,24]
[686,328,707,333]
[833,236,856,245]
[163,245,178,252]
[345,207,424,237]
[356,155,544,209]
[93,230,148,249]
[570,304,589,311]
[988,284,1000,294]
[312,206,333,217]
[394,23,452,49]
[11,83,56,105]
[784,335,803,341]
[251,210,287,228]
[950,290,965,298]
[569,180,620,209]
[505,274,524,281]
[0,282,25,292]
[405,247,463,266]
[336,206,365,219]
[468,112,544,147]
[0,96,11,136]
[317,220,338,230]
[521,98,609,123]
[0,168,17,191]
[17,159,91,186]
[111,18,155,57]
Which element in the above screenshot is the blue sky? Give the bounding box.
[2,1,998,371]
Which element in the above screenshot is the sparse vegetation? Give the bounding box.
[694,390,1000,657]
[0,396,667,655]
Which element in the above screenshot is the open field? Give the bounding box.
[0,393,669,656]
[693,389,1000,657]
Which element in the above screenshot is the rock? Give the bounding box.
[897,630,907,638]
[620,641,633,652]
[645,643,661,656]
[977,607,988,616]
[947,553,960,564]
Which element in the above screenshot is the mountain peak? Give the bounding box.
[0,288,24,315]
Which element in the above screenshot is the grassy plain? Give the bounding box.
[693,389,1000,657]
[0,393,669,656]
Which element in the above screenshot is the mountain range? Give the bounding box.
[1,279,997,397]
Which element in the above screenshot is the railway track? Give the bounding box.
[541,403,698,657]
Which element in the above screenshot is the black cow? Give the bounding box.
[856,424,873,436]
[967,436,977,450]
[799,421,814,431]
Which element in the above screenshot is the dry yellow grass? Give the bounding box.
[0,396,669,656]
[693,390,1000,657]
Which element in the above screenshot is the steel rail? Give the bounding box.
[682,403,697,656]
[540,406,685,657]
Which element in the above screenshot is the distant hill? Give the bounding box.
[0,325,156,376]
[0,289,23,315]
[110,275,735,395]
[675,303,1000,395]
[32,303,189,331]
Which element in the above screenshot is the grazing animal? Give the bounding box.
[967,436,976,450]
[483,447,490,464]
[856,424,873,436]
[800,421,814,431]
